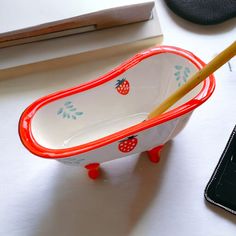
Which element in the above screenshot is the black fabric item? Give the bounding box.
[164,0,236,25]
[205,125,236,215]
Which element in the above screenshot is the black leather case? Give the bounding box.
[205,125,236,215]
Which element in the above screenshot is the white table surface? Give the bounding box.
[0,1,236,235]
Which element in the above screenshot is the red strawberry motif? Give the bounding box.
[118,135,138,153]
[115,78,130,95]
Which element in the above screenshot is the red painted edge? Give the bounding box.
[18,46,215,159]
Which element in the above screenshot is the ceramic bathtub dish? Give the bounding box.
[19,46,215,179]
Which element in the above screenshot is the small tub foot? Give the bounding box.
[147,145,164,163]
[85,163,100,180]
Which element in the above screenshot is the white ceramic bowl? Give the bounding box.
[19,46,215,179]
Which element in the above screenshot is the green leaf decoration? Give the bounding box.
[57,108,63,115]
[75,112,83,116]
[174,66,191,87]
[115,79,121,86]
[64,101,72,106]
[175,65,182,70]
[57,101,83,120]
[115,78,126,88]
[185,67,190,73]
[184,71,189,77]
[66,105,74,109]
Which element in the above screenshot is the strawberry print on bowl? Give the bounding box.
[118,135,138,153]
[115,77,130,95]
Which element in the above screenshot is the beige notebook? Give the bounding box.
[0,6,162,73]
[0,0,154,48]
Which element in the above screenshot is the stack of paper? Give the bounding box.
[0,0,162,71]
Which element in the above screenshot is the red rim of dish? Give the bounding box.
[18,46,215,159]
